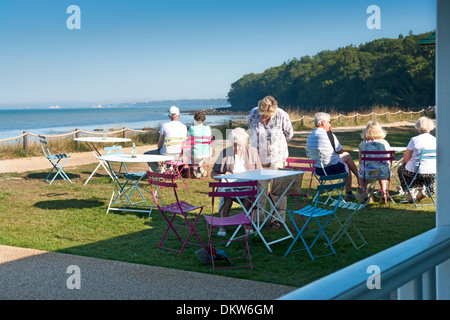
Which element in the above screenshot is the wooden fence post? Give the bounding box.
[75,129,79,147]
[23,131,28,153]
[122,128,126,139]
[339,114,342,126]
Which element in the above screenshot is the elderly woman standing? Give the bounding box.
[211,127,262,236]
[247,96,293,228]
[398,116,436,202]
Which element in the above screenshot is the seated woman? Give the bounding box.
[358,120,391,203]
[397,116,436,202]
[211,127,262,236]
[188,110,212,178]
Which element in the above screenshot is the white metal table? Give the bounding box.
[215,169,305,252]
[99,154,173,215]
[74,136,131,184]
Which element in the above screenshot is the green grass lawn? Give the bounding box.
[0,127,436,288]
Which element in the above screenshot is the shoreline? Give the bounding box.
[183,108,248,116]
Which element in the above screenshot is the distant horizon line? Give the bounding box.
[0,97,230,109]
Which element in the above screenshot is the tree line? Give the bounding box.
[227,31,435,113]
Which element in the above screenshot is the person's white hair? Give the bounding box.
[415,116,434,133]
[314,112,331,127]
[228,127,249,146]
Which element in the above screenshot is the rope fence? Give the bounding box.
[290,107,434,126]
[0,107,435,152]
[0,127,148,142]
[0,127,149,154]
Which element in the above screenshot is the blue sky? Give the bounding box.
[0,0,436,107]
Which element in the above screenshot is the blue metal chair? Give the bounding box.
[306,148,344,205]
[284,173,348,260]
[104,146,148,211]
[38,135,72,185]
[399,149,436,207]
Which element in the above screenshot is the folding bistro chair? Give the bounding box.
[104,146,148,209]
[326,151,394,250]
[187,135,213,179]
[284,173,347,260]
[328,194,370,251]
[400,149,436,208]
[359,150,395,208]
[146,171,205,254]
[389,150,406,197]
[38,135,72,185]
[204,180,258,270]
[284,158,317,210]
[305,148,343,205]
[162,137,189,189]
[266,158,317,231]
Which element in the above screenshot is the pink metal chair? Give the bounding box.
[284,158,317,212]
[359,150,395,208]
[146,171,205,254]
[204,180,258,270]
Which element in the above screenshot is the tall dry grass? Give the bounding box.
[286,105,433,131]
[0,129,160,160]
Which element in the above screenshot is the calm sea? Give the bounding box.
[0,105,243,143]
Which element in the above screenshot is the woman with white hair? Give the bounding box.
[211,127,262,236]
[397,116,436,202]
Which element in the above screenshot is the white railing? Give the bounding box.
[278,226,450,300]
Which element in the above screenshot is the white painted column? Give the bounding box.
[436,0,450,300]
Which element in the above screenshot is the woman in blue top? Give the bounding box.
[188,110,212,178]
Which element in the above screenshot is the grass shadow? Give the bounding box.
[24,172,80,182]
[34,199,104,210]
